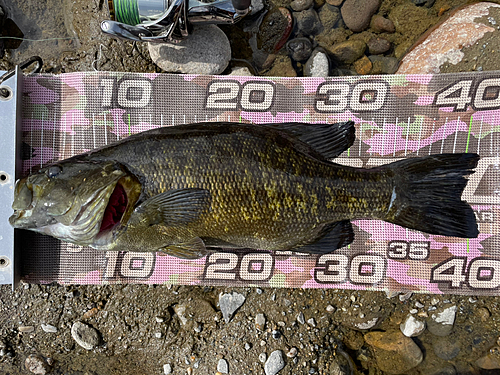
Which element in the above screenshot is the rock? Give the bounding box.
[163,364,172,375]
[251,0,265,14]
[476,307,491,322]
[318,4,342,31]
[304,48,330,76]
[219,292,246,323]
[427,305,457,337]
[291,0,314,11]
[326,39,366,64]
[370,15,395,33]
[286,38,313,62]
[397,3,500,74]
[367,37,391,55]
[344,330,365,350]
[229,67,254,76]
[174,304,188,326]
[25,355,50,375]
[341,0,380,32]
[286,347,298,358]
[307,318,316,327]
[368,55,398,74]
[353,55,372,74]
[411,0,435,7]
[19,326,35,333]
[41,324,57,333]
[259,7,294,53]
[432,337,460,360]
[256,313,266,330]
[148,25,231,74]
[71,322,100,350]
[297,312,306,324]
[400,315,426,337]
[217,358,229,373]
[175,298,216,327]
[326,0,344,5]
[265,350,285,375]
[265,55,297,77]
[364,331,423,374]
[329,360,348,375]
[476,348,500,370]
[293,8,323,36]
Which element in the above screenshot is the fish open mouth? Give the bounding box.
[99,182,128,233]
[97,175,142,238]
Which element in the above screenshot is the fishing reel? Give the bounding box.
[101,0,251,42]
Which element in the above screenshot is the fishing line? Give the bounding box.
[0,36,76,42]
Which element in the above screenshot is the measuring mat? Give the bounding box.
[4,70,500,294]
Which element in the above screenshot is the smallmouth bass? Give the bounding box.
[9,122,479,259]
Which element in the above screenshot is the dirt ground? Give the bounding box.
[2,0,500,374]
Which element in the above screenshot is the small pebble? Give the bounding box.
[71,321,100,350]
[297,312,305,324]
[291,0,314,12]
[428,305,457,337]
[194,324,203,333]
[399,292,413,302]
[265,350,285,375]
[217,358,229,374]
[272,330,282,339]
[155,332,162,338]
[245,342,252,350]
[155,316,165,323]
[287,347,298,358]
[256,313,266,330]
[415,302,424,309]
[259,353,267,363]
[219,292,246,323]
[19,326,35,333]
[256,288,263,294]
[163,364,172,375]
[326,305,335,312]
[307,318,316,327]
[400,315,426,337]
[25,354,49,375]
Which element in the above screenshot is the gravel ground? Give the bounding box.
[2,0,500,374]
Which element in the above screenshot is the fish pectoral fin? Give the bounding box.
[267,121,355,160]
[292,220,354,254]
[136,188,210,226]
[159,237,208,259]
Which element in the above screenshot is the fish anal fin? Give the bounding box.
[292,220,354,254]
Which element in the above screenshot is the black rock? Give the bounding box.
[286,38,313,62]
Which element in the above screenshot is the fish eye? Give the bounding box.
[46,165,62,178]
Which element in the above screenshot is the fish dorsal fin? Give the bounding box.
[159,237,208,259]
[292,220,354,254]
[136,188,210,226]
[268,121,355,160]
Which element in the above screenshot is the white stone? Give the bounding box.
[400,315,426,337]
[265,350,285,375]
[432,305,457,326]
[397,3,500,74]
[148,25,231,75]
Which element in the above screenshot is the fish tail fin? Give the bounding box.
[384,153,480,238]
